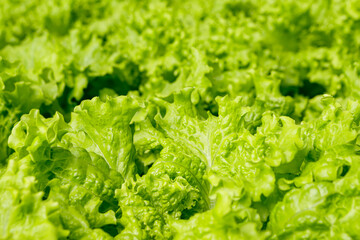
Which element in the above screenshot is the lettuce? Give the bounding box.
[1,0,360,239]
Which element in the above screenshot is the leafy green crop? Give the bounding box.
[1,0,360,239]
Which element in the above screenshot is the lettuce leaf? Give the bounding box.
[5,96,139,239]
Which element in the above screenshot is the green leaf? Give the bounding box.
[0,157,69,240]
[63,96,140,179]
[7,96,140,239]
